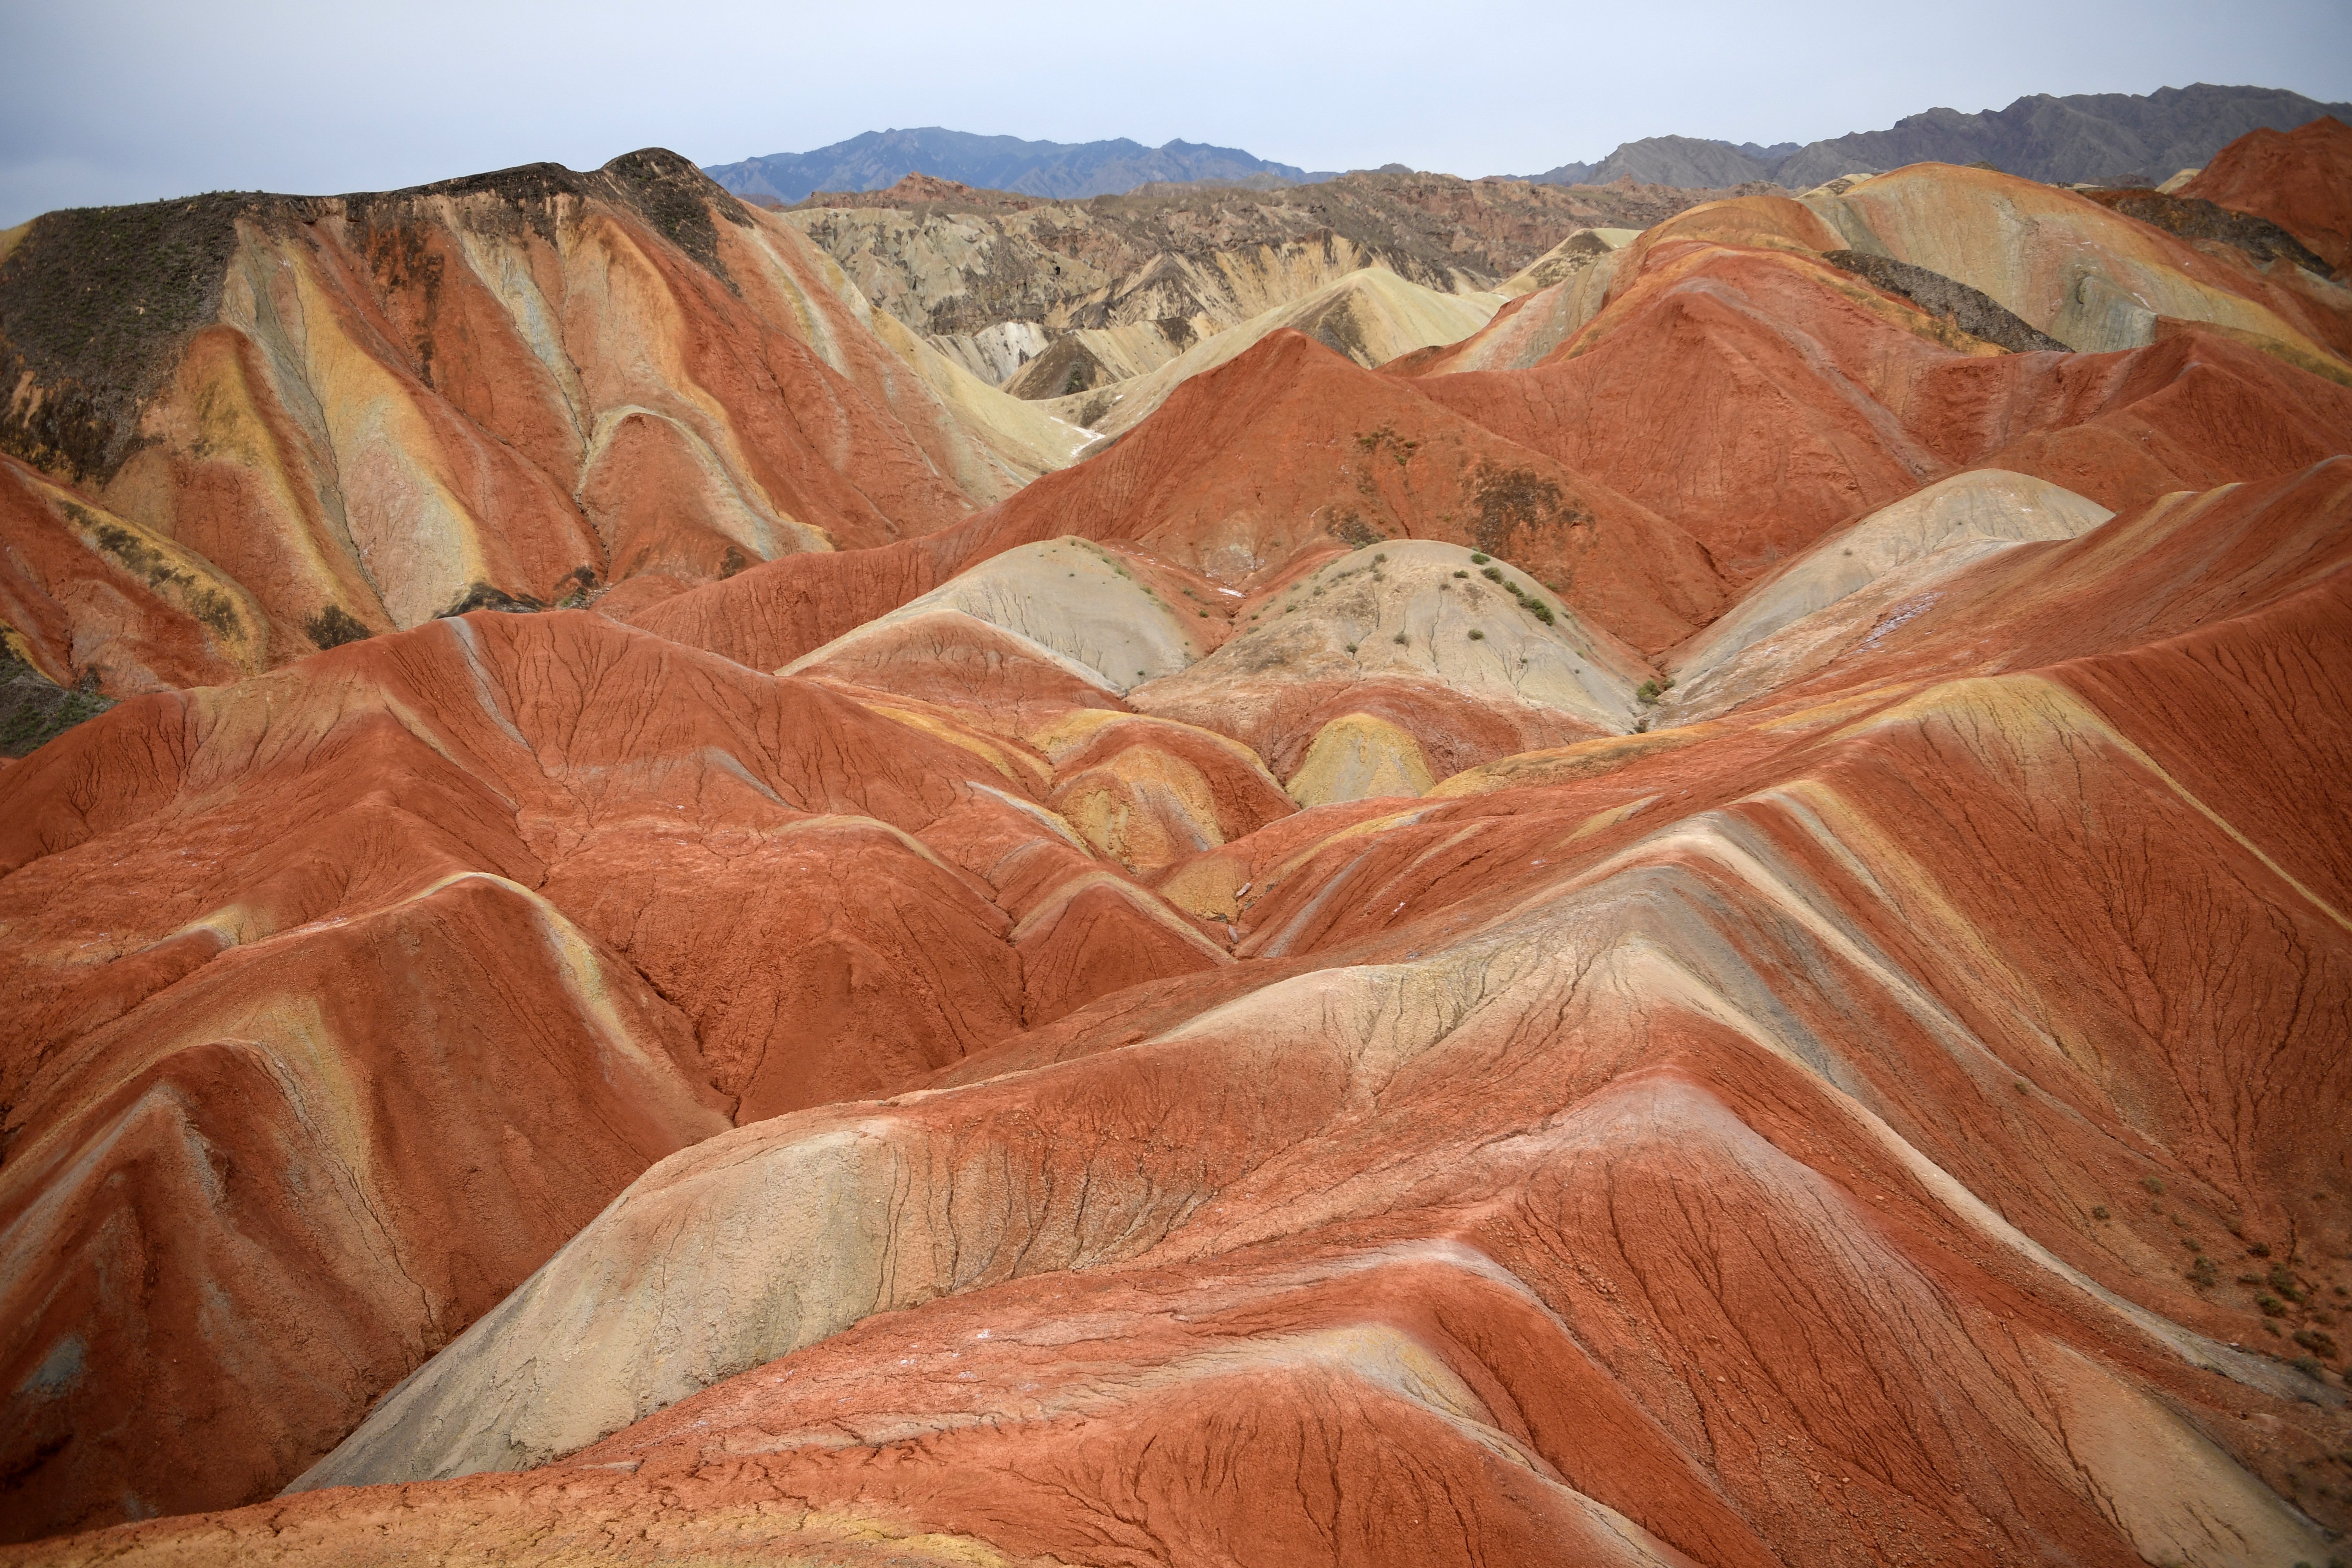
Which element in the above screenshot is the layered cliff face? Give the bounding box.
[779,170,1778,388]
[3,130,2351,1567]
[0,152,1083,702]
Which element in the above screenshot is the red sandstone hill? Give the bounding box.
[2183,115,2352,272]
[0,152,1079,705]
[2,123,2350,1567]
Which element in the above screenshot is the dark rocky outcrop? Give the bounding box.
[1822,250,2074,353]
[2079,186,2334,277]
[0,194,246,480]
[1003,334,1117,399]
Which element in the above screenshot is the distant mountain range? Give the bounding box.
[710,84,2352,209]
[704,130,1335,204]
[1529,84,2352,190]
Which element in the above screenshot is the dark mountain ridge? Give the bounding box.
[705,129,1334,205]
[708,85,2347,214]
[1530,83,2352,190]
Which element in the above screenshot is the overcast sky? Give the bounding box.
[4,0,2349,226]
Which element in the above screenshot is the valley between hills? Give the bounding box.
[0,98,2350,1568]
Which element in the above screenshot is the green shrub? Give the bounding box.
[2143,1176,2165,1195]
[1469,552,1489,564]
[1482,566,1504,583]
[2189,1256,2219,1288]
[1393,632,1410,645]
[1636,679,1662,704]
[1453,569,1469,578]
[2259,1294,2287,1317]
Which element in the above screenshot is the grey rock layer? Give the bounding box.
[1821,251,2074,354]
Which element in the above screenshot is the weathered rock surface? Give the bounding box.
[1801,164,2350,365]
[1664,468,2115,713]
[0,153,1081,701]
[0,610,1229,1535]
[2182,114,2352,273]
[1415,193,2352,573]
[782,170,1778,386]
[1032,270,1502,434]
[206,526,2352,1564]
[3,120,2350,1568]
[2076,186,2335,278]
[1817,249,2072,351]
[1133,540,1647,795]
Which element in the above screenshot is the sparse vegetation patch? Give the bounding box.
[441,582,545,617]
[0,645,114,757]
[0,192,246,478]
[305,604,373,650]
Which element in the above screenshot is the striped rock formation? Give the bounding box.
[3,125,2349,1566]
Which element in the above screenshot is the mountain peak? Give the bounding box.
[706,128,1334,204]
[1522,82,2352,190]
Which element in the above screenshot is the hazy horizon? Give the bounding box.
[4,0,2349,227]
